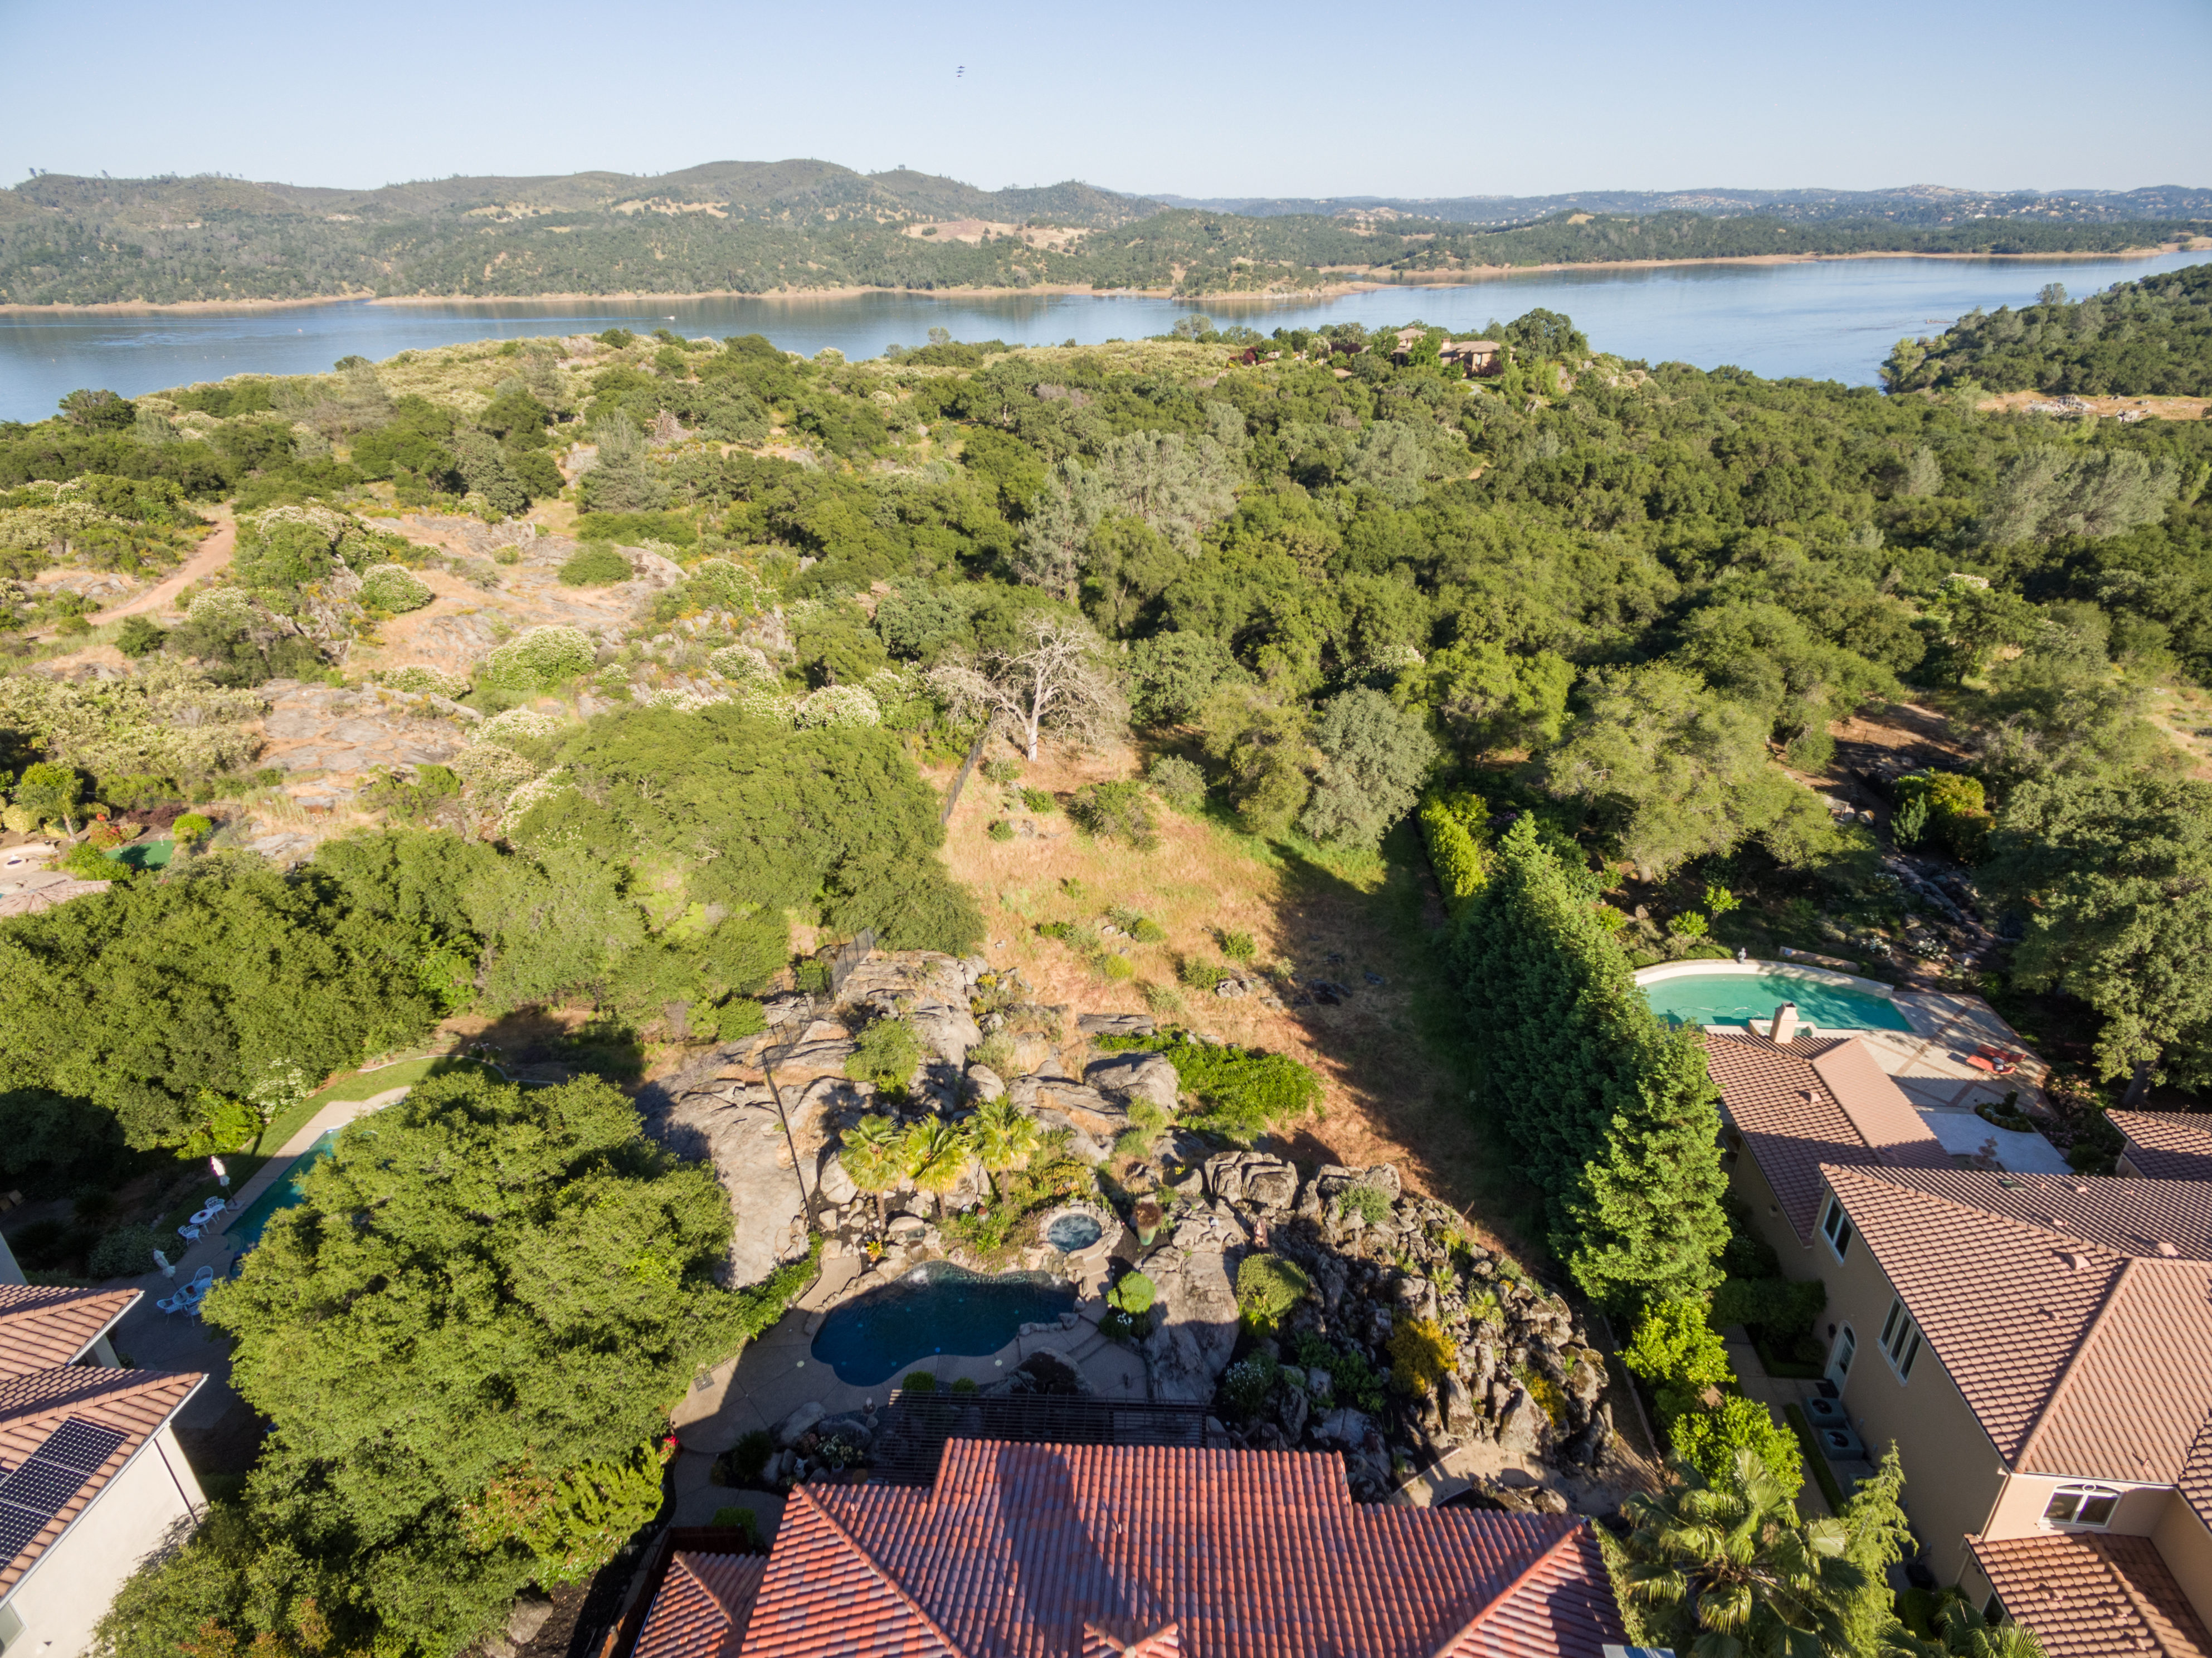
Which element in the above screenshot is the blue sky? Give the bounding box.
[3,0,2206,198]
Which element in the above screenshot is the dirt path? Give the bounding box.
[85,508,236,626]
[26,508,235,641]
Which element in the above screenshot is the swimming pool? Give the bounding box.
[1641,969,1913,1033]
[228,1128,339,1250]
[810,1261,1077,1386]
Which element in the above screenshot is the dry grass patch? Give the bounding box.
[936,740,1542,1262]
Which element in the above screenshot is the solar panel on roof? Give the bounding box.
[0,1417,130,1564]
[38,1420,126,1474]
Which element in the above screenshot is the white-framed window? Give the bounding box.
[1820,1195,1854,1261]
[2043,1484,2122,1529]
[1878,1296,1922,1381]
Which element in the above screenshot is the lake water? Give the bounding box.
[3,250,2205,422]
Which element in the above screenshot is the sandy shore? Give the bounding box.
[4,240,2202,314]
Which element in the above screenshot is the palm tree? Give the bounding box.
[838,1113,905,1231]
[1883,1593,2046,1658]
[966,1096,1040,1201]
[902,1118,972,1218]
[1618,1447,1866,1656]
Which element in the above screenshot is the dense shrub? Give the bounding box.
[559,546,634,587]
[1067,780,1156,848]
[1235,1253,1310,1330]
[358,563,434,612]
[480,625,596,690]
[1146,753,1206,812]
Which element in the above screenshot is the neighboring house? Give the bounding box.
[1439,339,1507,376]
[1704,1026,1953,1267]
[1805,1164,2212,1657]
[625,1441,1625,1658]
[0,1286,207,1657]
[2112,1112,2212,1182]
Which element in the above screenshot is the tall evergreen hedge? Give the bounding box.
[1453,817,1728,1311]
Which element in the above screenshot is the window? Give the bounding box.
[2043,1485,2122,1529]
[1879,1297,1922,1381]
[1821,1196,1853,1261]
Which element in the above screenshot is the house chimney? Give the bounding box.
[1772,1003,1801,1045]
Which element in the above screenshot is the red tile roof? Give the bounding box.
[0,1364,203,1592]
[2180,1414,2212,1533]
[2112,1114,2212,1183]
[1707,1033,1951,1243]
[0,1287,139,1380]
[1970,1532,2212,1658]
[736,1442,1623,1658]
[635,1552,768,1658]
[1824,1166,2212,1482]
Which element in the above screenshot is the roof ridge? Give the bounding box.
[790,1487,972,1658]
[2016,1257,2140,1472]
[1421,1518,1584,1658]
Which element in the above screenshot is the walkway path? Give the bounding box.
[27,509,234,641]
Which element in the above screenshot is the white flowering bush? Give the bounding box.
[476,707,566,745]
[708,642,777,683]
[639,687,731,713]
[247,1059,312,1115]
[480,625,596,690]
[448,742,540,803]
[795,685,881,729]
[0,657,263,779]
[357,564,435,613]
[187,587,260,629]
[378,665,471,698]
[499,767,575,837]
[734,685,798,723]
[0,500,122,550]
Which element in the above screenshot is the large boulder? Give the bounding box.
[1031,1109,1112,1164]
[639,1084,810,1287]
[1316,1407,1373,1447]
[1078,1013,1155,1037]
[1138,1245,1239,1403]
[1496,1388,1551,1455]
[763,1024,859,1093]
[965,1063,1007,1101]
[1298,1163,1403,1221]
[1084,1051,1179,1114]
[816,1148,859,1206]
[840,952,981,1069]
[1204,1151,1299,1211]
[1009,1076,1133,1142]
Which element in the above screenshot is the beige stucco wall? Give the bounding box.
[1812,1191,2011,1582]
[2154,1495,2212,1627]
[1981,1469,2169,1540]
[2,1425,203,1657]
[1724,1138,1819,1275]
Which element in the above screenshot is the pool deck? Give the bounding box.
[1639,962,2067,1174]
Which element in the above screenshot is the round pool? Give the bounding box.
[1045,1212,1104,1252]
[1640,968,1912,1033]
[808,1262,1077,1387]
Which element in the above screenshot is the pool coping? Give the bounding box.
[1632,959,1901,998]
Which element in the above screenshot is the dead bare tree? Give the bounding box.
[928,614,1126,762]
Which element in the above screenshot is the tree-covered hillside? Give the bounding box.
[1884,262,2212,396]
[1,159,2203,304]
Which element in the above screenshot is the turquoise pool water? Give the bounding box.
[1643,971,1913,1033]
[810,1261,1076,1386]
[228,1129,339,1250]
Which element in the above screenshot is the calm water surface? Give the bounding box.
[2,250,2205,422]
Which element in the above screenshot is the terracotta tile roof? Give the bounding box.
[2112,1114,2212,1183]
[2181,1415,2212,1533]
[635,1552,767,1658]
[1824,1166,2212,1482]
[0,1287,139,1380]
[1707,1033,1951,1243]
[1970,1532,2212,1658]
[737,1442,1624,1658]
[0,1364,203,1592]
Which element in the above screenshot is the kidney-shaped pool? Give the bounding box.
[1641,968,1912,1033]
[810,1261,1077,1387]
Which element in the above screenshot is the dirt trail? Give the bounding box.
[84,509,236,626]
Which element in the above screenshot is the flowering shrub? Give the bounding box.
[449,742,539,803]
[480,625,595,690]
[476,707,565,745]
[500,768,574,837]
[186,587,259,629]
[378,665,471,698]
[734,686,798,723]
[794,685,881,729]
[708,642,777,683]
[358,564,435,613]
[639,687,732,713]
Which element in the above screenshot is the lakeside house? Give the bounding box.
[1809,1165,2212,1655]
[619,1441,1625,1658]
[0,1285,208,1656]
[1385,329,1507,375]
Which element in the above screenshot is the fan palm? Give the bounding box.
[1619,1447,1865,1657]
[902,1118,972,1218]
[837,1113,905,1230]
[966,1096,1040,1199]
[1882,1593,2045,1658]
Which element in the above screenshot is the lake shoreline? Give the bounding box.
[4,240,2201,316]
